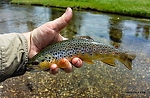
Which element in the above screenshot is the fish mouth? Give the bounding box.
[26,61,40,71]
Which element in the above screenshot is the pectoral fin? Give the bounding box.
[101,58,116,66]
[39,60,49,69]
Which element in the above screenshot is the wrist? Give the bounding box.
[23,32,31,58]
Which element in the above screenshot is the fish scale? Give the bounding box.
[26,36,136,71]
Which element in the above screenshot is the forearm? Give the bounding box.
[0,33,28,82]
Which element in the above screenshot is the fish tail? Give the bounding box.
[118,52,136,70]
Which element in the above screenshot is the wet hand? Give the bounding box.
[23,8,82,74]
[50,57,82,74]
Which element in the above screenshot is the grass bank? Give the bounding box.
[11,0,150,18]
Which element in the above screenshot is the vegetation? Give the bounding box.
[11,0,150,18]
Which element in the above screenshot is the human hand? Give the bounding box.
[23,8,82,74]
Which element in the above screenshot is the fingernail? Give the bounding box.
[50,64,57,70]
[75,60,81,68]
[65,7,71,13]
[63,37,68,40]
[65,7,72,20]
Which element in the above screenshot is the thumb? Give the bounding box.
[40,7,72,33]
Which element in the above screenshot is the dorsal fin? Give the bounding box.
[74,36,94,41]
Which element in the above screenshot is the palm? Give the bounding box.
[29,8,72,58]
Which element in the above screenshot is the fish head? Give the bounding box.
[26,56,41,70]
[33,53,53,63]
[26,54,54,71]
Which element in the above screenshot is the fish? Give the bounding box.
[26,36,136,71]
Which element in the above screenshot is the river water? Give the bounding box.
[0,2,150,97]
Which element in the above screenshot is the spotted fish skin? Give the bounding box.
[26,37,136,71]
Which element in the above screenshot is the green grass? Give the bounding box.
[11,0,150,18]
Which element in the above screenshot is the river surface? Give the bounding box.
[0,2,150,97]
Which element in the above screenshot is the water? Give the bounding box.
[0,2,150,97]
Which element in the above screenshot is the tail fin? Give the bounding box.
[118,52,136,70]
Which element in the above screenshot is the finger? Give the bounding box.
[61,58,73,73]
[50,64,58,74]
[50,68,58,75]
[72,57,83,68]
[46,7,72,32]
[50,64,57,70]
[63,37,68,40]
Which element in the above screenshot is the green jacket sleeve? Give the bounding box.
[0,33,28,82]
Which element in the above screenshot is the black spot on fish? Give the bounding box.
[86,48,89,52]
[108,50,111,53]
[89,52,92,56]
[55,57,58,60]
[100,51,103,54]
[41,59,45,62]
[69,54,72,57]
[93,47,96,50]
[54,52,57,56]
[81,51,85,55]
[47,59,51,62]
[74,51,77,55]
[31,61,39,65]
[59,54,62,58]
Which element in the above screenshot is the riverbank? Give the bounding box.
[11,0,150,18]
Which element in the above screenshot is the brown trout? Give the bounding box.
[26,36,136,71]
